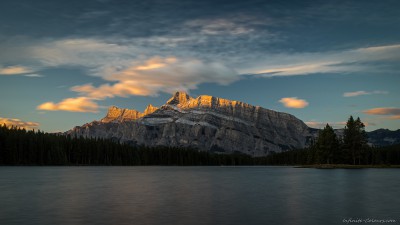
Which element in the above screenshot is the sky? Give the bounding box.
[0,0,399,132]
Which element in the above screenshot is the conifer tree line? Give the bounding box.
[266,116,400,165]
[0,116,399,166]
[311,116,369,165]
[0,124,258,165]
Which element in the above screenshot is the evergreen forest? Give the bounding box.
[0,116,399,166]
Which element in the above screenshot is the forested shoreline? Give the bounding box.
[0,124,263,166]
[1,122,399,166]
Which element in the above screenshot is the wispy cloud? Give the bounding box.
[71,56,238,99]
[343,90,388,97]
[0,117,40,130]
[30,39,400,79]
[363,107,400,120]
[9,37,400,87]
[37,97,99,113]
[254,62,345,76]
[0,65,33,75]
[279,97,309,108]
[31,38,133,70]
[28,38,239,111]
[30,38,238,80]
[185,18,255,35]
[245,44,400,76]
[24,74,44,78]
[4,37,400,115]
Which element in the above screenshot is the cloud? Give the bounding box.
[37,97,99,113]
[363,107,400,120]
[5,37,400,114]
[279,97,309,108]
[10,37,400,91]
[26,38,238,112]
[31,38,134,70]
[343,90,388,97]
[30,39,400,79]
[255,62,346,76]
[24,74,44,78]
[185,18,254,35]
[134,57,177,70]
[0,117,40,130]
[244,44,400,76]
[71,56,238,99]
[30,38,238,91]
[0,65,33,75]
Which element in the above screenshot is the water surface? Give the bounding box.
[1,166,399,225]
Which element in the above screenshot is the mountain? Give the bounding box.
[367,129,400,147]
[330,128,400,147]
[101,104,158,123]
[67,92,315,156]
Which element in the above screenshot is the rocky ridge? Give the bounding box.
[68,91,315,156]
[101,104,158,123]
[367,129,400,146]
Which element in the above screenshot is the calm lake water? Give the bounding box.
[0,166,399,225]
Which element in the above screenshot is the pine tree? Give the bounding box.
[343,116,368,165]
[315,124,339,164]
[355,117,368,164]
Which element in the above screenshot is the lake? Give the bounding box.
[0,166,399,225]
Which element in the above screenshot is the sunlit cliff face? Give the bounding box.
[101,104,159,123]
[69,91,311,156]
[101,91,253,123]
[100,91,297,126]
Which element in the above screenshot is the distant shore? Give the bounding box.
[296,164,400,169]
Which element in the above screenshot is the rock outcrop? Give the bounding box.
[101,104,159,123]
[67,92,315,156]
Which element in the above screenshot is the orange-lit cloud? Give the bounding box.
[257,62,341,76]
[343,90,388,97]
[279,97,309,108]
[71,82,153,99]
[363,107,400,120]
[37,97,99,113]
[71,56,238,99]
[37,55,236,114]
[0,66,33,75]
[0,117,40,130]
[134,57,177,70]
[247,44,400,77]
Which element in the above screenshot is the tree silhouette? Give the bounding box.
[315,124,339,164]
[343,116,368,165]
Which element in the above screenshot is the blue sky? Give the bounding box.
[0,0,399,132]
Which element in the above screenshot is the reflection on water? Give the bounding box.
[0,167,399,225]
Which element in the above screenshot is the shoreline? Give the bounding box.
[1,164,400,168]
[296,164,400,169]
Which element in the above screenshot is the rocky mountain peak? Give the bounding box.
[69,92,315,156]
[101,106,141,123]
[68,92,398,156]
[144,104,158,115]
[166,91,194,105]
[103,105,124,118]
[101,103,159,123]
